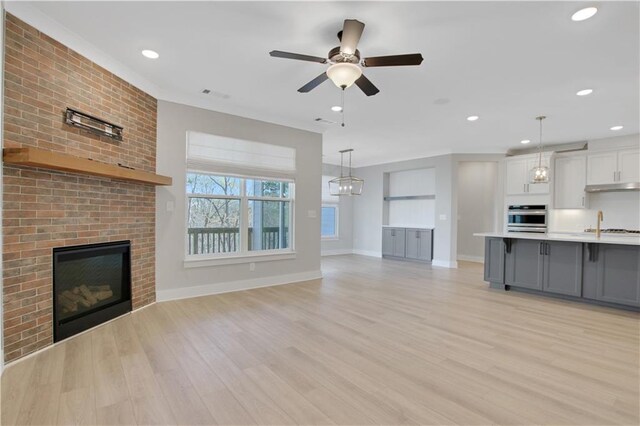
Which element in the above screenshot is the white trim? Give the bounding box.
[184,251,296,268]
[457,255,485,263]
[352,249,382,258]
[321,249,353,257]
[2,302,156,370]
[432,259,459,268]
[156,270,322,302]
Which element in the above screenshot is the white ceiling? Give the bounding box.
[14,1,640,167]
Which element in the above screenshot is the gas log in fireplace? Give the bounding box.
[53,241,131,341]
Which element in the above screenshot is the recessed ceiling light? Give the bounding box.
[610,125,624,131]
[571,7,598,22]
[466,115,479,121]
[576,89,593,96]
[331,106,343,112]
[521,139,531,144]
[141,49,159,59]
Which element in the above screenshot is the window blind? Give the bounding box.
[187,131,296,178]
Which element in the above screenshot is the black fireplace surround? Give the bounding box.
[53,240,132,341]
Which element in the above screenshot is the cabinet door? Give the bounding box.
[617,149,640,183]
[418,229,433,261]
[393,229,406,258]
[405,229,419,260]
[543,241,583,297]
[587,152,617,185]
[526,157,550,194]
[506,159,527,195]
[554,156,586,209]
[595,244,640,307]
[382,229,394,256]
[505,239,544,290]
[484,238,505,284]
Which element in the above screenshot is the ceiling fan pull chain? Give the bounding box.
[341,88,345,127]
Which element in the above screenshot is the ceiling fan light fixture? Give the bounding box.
[326,63,362,89]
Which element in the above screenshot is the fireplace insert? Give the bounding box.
[53,240,131,341]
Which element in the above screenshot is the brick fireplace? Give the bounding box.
[2,14,158,362]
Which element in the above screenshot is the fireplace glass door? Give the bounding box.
[53,241,131,341]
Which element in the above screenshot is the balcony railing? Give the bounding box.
[187,227,288,255]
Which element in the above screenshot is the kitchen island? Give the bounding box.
[475,232,640,309]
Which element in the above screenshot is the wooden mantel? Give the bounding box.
[3,147,172,186]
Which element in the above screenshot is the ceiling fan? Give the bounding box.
[269,19,423,96]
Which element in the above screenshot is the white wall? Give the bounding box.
[457,162,499,262]
[155,101,323,300]
[321,163,353,256]
[387,168,436,228]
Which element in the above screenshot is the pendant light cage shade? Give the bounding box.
[329,149,364,196]
[530,115,550,184]
[329,175,364,196]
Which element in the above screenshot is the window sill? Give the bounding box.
[184,251,297,268]
[321,237,339,241]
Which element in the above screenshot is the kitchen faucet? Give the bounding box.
[596,210,604,238]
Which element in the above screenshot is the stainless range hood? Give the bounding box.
[584,182,640,193]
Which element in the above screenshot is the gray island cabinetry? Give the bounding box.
[481,234,640,309]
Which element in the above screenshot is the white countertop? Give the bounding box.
[474,232,640,246]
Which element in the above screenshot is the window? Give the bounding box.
[321,205,338,239]
[186,173,294,258]
[321,175,339,239]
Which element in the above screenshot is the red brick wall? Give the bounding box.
[3,14,158,363]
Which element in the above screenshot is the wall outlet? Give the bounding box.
[166,201,174,212]
[249,262,255,271]
[307,210,317,218]
[439,214,447,220]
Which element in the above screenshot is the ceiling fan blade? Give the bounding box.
[340,19,365,55]
[362,53,424,67]
[355,74,380,96]
[298,72,329,93]
[269,50,327,64]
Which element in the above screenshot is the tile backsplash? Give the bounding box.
[550,191,640,232]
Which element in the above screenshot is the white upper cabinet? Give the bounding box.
[587,151,618,185]
[506,158,529,195]
[587,148,639,185]
[505,154,550,195]
[554,155,586,209]
[617,149,640,183]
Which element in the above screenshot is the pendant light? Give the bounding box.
[530,115,550,184]
[329,149,364,196]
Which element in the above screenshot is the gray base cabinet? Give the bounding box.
[382,228,406,258]
[382,227,432,262]
[543,241,583,297]
[484,238,505,284]
[583,244,640,307]
[406,229,433,261]
[505,239,582,295]
[484,236,639,310]
[505,239,544,290]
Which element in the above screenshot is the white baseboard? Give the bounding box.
[352,249,382,258]
[321,249,353,257]
[457,255,484,263]
[432,259,459,268]
[156,270,323,302]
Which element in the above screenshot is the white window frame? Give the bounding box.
[321,203,339,240]
[184,171,295,267]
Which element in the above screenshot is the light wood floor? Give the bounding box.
[2,255,639,425]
